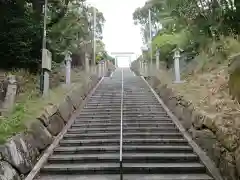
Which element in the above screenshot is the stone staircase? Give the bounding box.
[37,69,217,180]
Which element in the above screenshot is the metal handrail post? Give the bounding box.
[120,68,123,180]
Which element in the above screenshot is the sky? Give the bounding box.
[87,0,146,67]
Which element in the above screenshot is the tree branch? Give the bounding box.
[47,0,69,28]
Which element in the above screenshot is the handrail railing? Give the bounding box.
[120,68,123,180]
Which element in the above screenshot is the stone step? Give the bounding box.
[41,163,119,174]
[89,99,158,102]
[122,174,213,180]
[63,132,182,140]
[36,174,213,180]
[79,111,168,115]
[79,112,122,115]
[67,127,179,134]
[86,103,121,105]
[91,95,156,98]
[84,105,121,108]
[54,145,120,154]
[59,138,188,146]
[74,120,173,125]
[59,139,120,146]
[122,163,206,174]
[41,163,206,175]
[80,109,167,113]
[123,138,188,146]
[48,153,199,164]
[76,114,169,119]
[54,145,193,154]
[68,127,120,133]
[81,108,165,112]
[71,122,175,128]
[76,116,172,121]
[84,105,160,108]
[48,153,120,163]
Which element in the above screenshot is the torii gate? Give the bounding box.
[111,52,135,67]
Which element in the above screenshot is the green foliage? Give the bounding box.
[133,0,240,67]
[150,30,189,65]
[0,1,42,71]
[0,0,105,71]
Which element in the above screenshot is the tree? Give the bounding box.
[133,0,240,66]
[0,0,105,71]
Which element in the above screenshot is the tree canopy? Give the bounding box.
[133,0,240,66]
[0,0,107,71]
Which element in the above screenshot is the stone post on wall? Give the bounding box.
[2,75,17,115]
[104,60,108,75]
[115,58,117,68]
[85,53,90,73]
[97,63,101,78]
[102,61,106,77]
[140,60,143,76]
[173,48,184,83]
[98,60,104,77]
[156,48,160,70]
[144,62,148,77]
[65,51,72,86]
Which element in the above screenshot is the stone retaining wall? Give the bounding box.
[0,73,102,180]
[146,76,239,180]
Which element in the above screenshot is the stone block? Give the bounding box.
[191,111,205,129]
[68,89,83,110]
[191,129,220,166]
[47,113,65,136]
[174,104,184,120]
[37,105,58,126]
[202,114,217,132]
[234,146,240,177]
[0,161,20,180]
[167,97,178,112]
[58,96,74,123]
[160,88,169,102]
[181,106,193,130]
[149,77,160,88]
[216,126,238,152]
[219,150,238,180]
[82,82,90,97]
[0,133,39,174]
[26,120,53,151]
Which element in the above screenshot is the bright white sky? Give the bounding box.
[87,0,146,67]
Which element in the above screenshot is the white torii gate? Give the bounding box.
[111,52,135,67]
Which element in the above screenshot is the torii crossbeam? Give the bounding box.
[110,52,135,67]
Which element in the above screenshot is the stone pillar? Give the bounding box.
[85,53,90,73]
[156,50,160,70]
[104,61,108,75]
[140,61,144,75]
[97,64,100,78]
[102,62,105,76]
[65,53,72,85]
[2,75,17,115]
[93,65,97,75]
[174,50,181,83]
[98,63,103,78]
[43,72,49,96]
[115,58,117,68]
[144,62,148,77]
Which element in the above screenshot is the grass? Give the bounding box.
[156,58,240,128]
[0,68,88,144]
